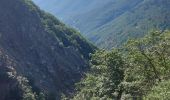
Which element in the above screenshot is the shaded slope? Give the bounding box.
[0,0,94,99]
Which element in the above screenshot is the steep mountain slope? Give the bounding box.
[33,0,170,49]
[67,0,143,35]
[0,0,94,99]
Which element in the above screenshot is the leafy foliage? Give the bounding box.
[72,49,125,100]
[72,30,170,100]
[145,80,170,100]
[122,30,170,99]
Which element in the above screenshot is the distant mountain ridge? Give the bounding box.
[32,0,144,38]
[33,0,170,49]
[91,0,170,49]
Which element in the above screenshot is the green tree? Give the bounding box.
[123,30,170,99]
[73,49,125,100]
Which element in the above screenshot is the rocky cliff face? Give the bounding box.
[0,0,94,99]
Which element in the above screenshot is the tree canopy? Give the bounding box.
[69,30,170,100]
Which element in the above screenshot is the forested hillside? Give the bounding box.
[91,0,170,49]
[0,0,94,99]
[33,0,170,49]
[1,0,170,100]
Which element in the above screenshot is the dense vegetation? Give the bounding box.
[67,30,170,100]
[1,0,169,100]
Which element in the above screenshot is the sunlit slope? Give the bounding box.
[90,0,170,49]
[33,0,170,49]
